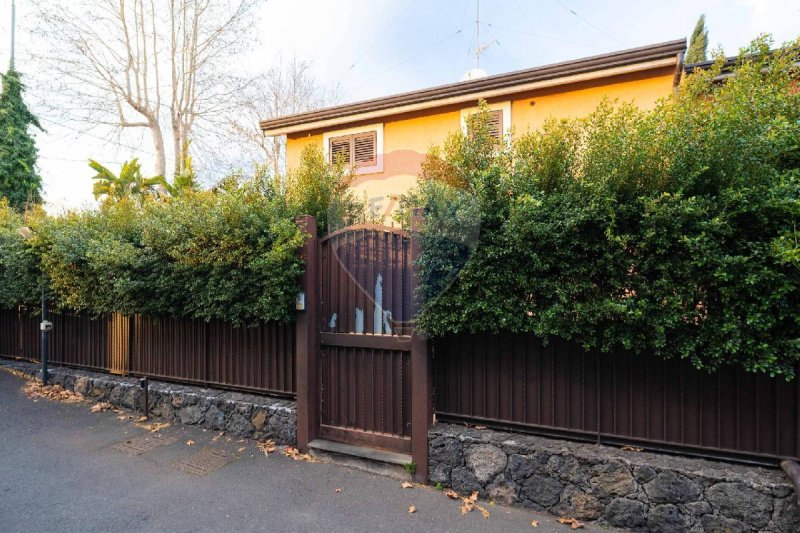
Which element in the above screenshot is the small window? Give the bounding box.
[487,110,503,140]
[329,131,377,166]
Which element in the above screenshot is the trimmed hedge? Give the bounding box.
[405,38,800,377]
[0,147,366,325]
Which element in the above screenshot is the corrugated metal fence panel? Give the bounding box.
[0,307,19,357]
[0,308,295,398]
[130,315,206,383]
[206,319,296,394]
[433,332,800,463]
[129,315,296,396]
[18,310,40,361]
[50,311,109,371]
[319,345,411,438]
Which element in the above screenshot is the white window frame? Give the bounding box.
[460,101,512,139]
[323,123,384,175]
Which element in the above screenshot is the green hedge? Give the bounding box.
[405,38,800,377]
[0,147,367,325]
[0,199,40,308]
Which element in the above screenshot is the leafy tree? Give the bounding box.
[686,15,709,63]
[0,67,42,210]
[284,144,368,235]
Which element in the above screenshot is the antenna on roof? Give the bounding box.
[462,0,493,81]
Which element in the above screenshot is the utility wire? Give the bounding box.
[356,28,465,88]
[552,0,625,47]
[486,22,607,50]
[341,0,421,79]
[512,0,552,61]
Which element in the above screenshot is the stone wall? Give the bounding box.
[429,423,799,532]
[1,360,296,444]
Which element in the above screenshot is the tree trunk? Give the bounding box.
[172,117,181,179]
[273,136,281,178]
[150,121,167,178]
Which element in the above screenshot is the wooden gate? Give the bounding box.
[316,224,414,453]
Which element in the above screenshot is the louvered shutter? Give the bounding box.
[330,137,352,164]
[353,132,377,166]
[487,110,503,140]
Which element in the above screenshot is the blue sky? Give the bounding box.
[1,0,799,210]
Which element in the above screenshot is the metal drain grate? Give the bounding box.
[113,434,177,455]
[173,447,234,475]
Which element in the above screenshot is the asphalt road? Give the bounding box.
[0,369,612,533]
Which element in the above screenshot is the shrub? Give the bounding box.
[31,177,305,324]
[284,144,370,234]
[0,199,41,308]
[407,37,800,378]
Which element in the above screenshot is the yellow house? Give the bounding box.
[260,39,686,219]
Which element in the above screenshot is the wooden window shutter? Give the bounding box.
[353,132,377,166]
[330,136,352,164]
[487,110,503,140]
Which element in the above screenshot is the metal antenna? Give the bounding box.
[474,0,495,70]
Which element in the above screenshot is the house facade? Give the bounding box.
[260,39,686,219]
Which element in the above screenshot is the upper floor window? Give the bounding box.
[329,131,377,167]
[486,110,503,140]
[461,102,511,142]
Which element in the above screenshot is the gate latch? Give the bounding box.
[40,320,53,332]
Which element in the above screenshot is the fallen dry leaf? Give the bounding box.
[212,432,224,442]
[408,506,416,514]
[474,425,487,430]
[531,519,539,528]
[116,415,128,420]
[186,439,195,446]
[255,440,276,458]
[558,517,584,529]
[335,488,342,493]
[443,489,459,500]
[90,402,112,413]
[283,446,317,462]
[137,416,148,422]
[137,421,170,433]
[0,367,29,380]
[23,381,84,404]
[620,444,643,452]
[401,482,413,489]
[477,505,490,519]
[237,447,247,453]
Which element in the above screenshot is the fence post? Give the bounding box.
[295,215,319,453]
[410,207,431,483]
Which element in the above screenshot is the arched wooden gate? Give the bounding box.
[294,214,431,480]
[317,224,414,453]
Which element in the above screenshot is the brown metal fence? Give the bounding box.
[433,331,800,465]
[0,307,296,397]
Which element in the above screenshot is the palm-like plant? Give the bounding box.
[90,159,167,204]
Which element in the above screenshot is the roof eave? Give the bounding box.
[260,38,686,136]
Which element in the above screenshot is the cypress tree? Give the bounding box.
[0,66,42,210]
[686,15,709,64]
